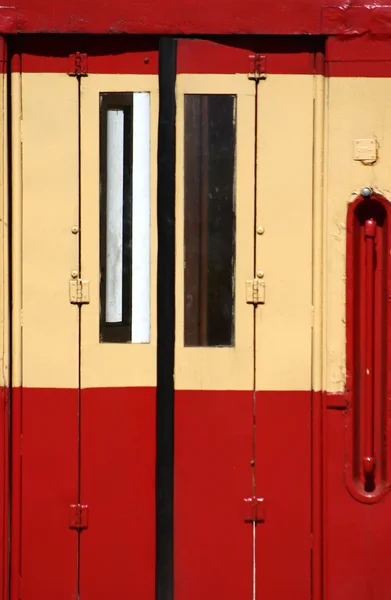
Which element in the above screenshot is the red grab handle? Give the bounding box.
[363,218,377,481]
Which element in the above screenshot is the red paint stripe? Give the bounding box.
[16,387,78,600]
[312,389,323,600]
[177,38,318,74]
[11,35,320,75]
[11,34,391,76]
[326,34,391,77]
[12,36,159,74]
[79,387,155,600]
[3,0,391,35]
[10,387,21,600]
[0,388,9,600]
[174,389,253,600]
[255,390,311,599]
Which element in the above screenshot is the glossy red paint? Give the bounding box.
[175,389,313,599]
[326,34,391,77]
[255,390,311,600]
[15,387,78,600]
[312,389,323,600]
[10,386,21,600]
[10,386,156,600]
[174,390,253,600]
[0,387,8,600]
[346,194,391,503]
[79,387,155,600]
[1,0,391,34]
[11,36,159,74]
[177,38,319,74]
[10,36,319,75]
[10,33,391,77]
[324,405,391,599]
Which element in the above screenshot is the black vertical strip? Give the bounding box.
[156,37,177,600]
[122,98,133,334]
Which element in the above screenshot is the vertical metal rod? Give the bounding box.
[363,218,376,481]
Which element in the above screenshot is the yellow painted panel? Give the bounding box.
[325,77,391,393]
[80,75,158,388]
[175,74,255,391]
[21,73,79,388]
[256,75,314,391]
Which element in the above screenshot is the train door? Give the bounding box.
[11,36,316,600]
[174,40,314,600]
[78,65,158,600]
[11,39,159,600]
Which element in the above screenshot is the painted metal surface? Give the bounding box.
[5,30,391,600]
[2,0,391,34]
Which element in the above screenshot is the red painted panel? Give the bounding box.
[177,38,317,74]
[324,406,391,600]
[255,391,311,600]
[326,34,391,77]
[345,194,391,502]
[13,36,318,75]
[174,390,253,600]
[10,387,21,600]
[13,36,159,74]
[79,387,155,600]
[18,388,78,600]
[0,388,8,600]
[1,0,391,35]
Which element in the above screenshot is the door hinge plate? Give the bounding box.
[69,504,88,529]
[244,496,265,522]
[248,54,267,81]
[246,279,265,305]
[68,52,88,76]
[69,279,90,304]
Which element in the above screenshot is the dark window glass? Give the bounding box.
[100,92,151,344]
[184,94,236,347]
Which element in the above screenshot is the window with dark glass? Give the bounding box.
[184,94,236,347]
[100,92,151,343]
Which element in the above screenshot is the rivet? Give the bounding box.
[250,459,255,467]
[71,270,78,279]
[257,270,264,279]
[71,226,79,234]
[257,226,265,235]
[361,187,373,198]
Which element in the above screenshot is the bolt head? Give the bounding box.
[361,187,373,198]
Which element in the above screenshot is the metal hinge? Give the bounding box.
[244,496,265,523]
[248,54,267,81]
[246,279,265,305]
[69,504,89,530]
[68,52,88,77]
[69,279,90,304]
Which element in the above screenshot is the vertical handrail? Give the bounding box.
[363,218,376,484]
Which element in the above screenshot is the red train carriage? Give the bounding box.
[0,1,391,599]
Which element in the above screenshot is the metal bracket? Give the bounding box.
[248,54,267,81]
[69,279,90,304]
[244,496,265,522]
[69,504,88,530]
[68,52,88,77]
[246,279,265,305]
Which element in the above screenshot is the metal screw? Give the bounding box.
[361,187,373,198]
[71,226,79,234]
[257,226,265,235]
[250,459,255,467]
[257,270,264,279]
[71,270,78,279]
